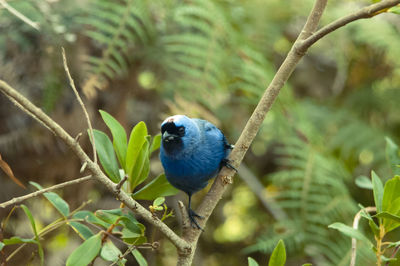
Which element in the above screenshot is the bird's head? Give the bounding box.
[160,115,199,155]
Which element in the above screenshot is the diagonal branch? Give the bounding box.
[0,80,191,253]
[0,0,40,31]
[0,175,93,209]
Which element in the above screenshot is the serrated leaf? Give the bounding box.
[30,182,70,217]
[355,175,373,190]
[386,137,400,176]
[268,239,286,266]
[372,171,384,213]
[66,233,102,266]
[248,257,259,266]
[69,221,94,240]
[92,129,121,182]
[328,222,372,245]
[126,122,148,186]
[99,110,127,168]
[21,204,44,265]
[132,249,148,266]
[100,240,122,262]
[132,174,179,200]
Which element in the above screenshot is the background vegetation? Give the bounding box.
[0,0,399,265]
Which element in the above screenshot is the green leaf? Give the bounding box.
[119,213,141,233]
[248,257,259,266]
[387,241,400,248]
[21,204,44,265]
[132,249,148,266]
[92,129,121,182]
[382,176,400,212]
[150,134,161,154]
[69,221,94,240]
[386,137,400,176]
[132,174,179,200]
[30,182,70,217]
[375,211,400,233]
[355,175,373,190]
[100,240,122,262]
[126,122,148,181]
[369,220,380,237]
[375,212,400,223]
[388,5,400,15]
[73,210,110,228]
[66,233,102,266]
[328,222,372,245]
[268,239,286,266]
[99,110,128,168]
[372,171,384,213]
[153,197,165,207]
[2,236,37,245]
[302,264,312,266]
[95,209,122,225]
[0,242,4,251]
[130,139,150,189]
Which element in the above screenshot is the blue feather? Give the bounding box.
[159,115,232,229]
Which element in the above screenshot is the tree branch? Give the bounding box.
[176,0,400,265]
[0,80,191,253]
[350,206,376,266]
[300,0,400,50]
[0,175,93,209]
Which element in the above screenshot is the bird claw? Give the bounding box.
[221,159,238,172]
[188,208,204,231]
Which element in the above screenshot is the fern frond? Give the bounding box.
[80,0,154,97]
[248,135,364,265]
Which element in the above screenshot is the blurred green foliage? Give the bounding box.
[0,0,399,265]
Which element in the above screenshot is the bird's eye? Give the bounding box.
[178,127,185,136]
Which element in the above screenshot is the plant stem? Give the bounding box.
[376,225,386,266]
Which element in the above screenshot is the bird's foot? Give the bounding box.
[221,159,238,172]
[188,208,204,231]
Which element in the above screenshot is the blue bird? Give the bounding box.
[159,115,234,229]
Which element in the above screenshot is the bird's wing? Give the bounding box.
[193,119,233,151]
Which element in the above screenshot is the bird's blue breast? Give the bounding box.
[160,119,229,195]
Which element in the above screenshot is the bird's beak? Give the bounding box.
[162,131,178,142]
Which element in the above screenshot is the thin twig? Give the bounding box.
[0,175,93,209]
[350,206,377,266]
[61,47,97,165]
[0,0,40,30]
